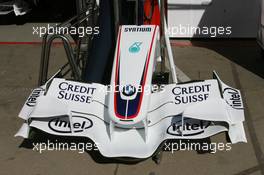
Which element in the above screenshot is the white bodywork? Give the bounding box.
[16,25,247,158]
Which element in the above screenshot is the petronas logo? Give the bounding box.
[129,42,142,53]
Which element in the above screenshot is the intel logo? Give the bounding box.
[48,116,93,133]
[223,88,243,109]
[167,119,210,136]
[26,88,44,107]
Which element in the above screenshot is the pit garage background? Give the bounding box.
[0,0,264,175]
[167,0,260,38]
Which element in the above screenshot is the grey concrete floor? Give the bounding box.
[0,40,263,175]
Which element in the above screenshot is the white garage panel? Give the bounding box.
[167,0,260,38]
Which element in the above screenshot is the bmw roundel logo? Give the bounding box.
[122,85,136,97]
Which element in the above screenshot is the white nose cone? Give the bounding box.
[108,25,159,126]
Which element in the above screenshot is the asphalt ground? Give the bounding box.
[0,36,263,174]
